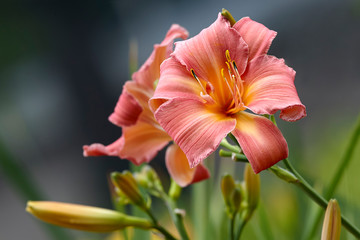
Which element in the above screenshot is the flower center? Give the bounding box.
[221,50,246,114]
[190,50,246,115]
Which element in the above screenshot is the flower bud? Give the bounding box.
[26,201,152,232]
[321,199,341,240]
[221,8,236,26]
[269,165,298,183]
[221,174,236,209]
[133,165,164,197]
[111,171,149,210]
[244,164,260,219]
[232,187,242,213]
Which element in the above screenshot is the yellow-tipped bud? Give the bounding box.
[221,174,236,209]
[111,171,149,210]
[26,201,152,232]
[244,164,260,219]
[321,199,341,240]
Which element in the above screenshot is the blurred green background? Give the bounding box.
[0,0,359,239]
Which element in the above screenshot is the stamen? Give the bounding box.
[191,69,207,94]
[191,68,216,104]
[232,61,244,96]
[225,50,232,63]
[221,68,236,101]
[222,50,246,114]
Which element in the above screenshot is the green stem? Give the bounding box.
[145,209,158,225]
[160,183,190,240]
[281,158,360,239]
[326,115,360,197]
[153,225,178,240]
[229,212,237,240]
[235,219,248,240]
[220,147,360,238]
[220,139,241,153]
[146,209,178,240]
[229,133,241,147]
[219,149,248,162]
[305,114,360,239]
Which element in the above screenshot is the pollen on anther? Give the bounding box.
[225,50,232,62]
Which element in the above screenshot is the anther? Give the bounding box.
[225,50,232,63]
[191,69,207,94]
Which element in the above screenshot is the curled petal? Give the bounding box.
[108,86,143,127]
[119,122,172,165]
[233,17,277,60]
[232,112,288,173]
[123,81,158,126]
[155,98,236,168]
[242,55,306,121]
[83,138,123,157]
[132,24,189,89]
[150,57,203,112]
[173,13,249,96]
[166,144,210,187]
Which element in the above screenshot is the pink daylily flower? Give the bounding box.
[150,13,306,173]
[83,24,210,187]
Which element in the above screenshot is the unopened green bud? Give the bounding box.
[221,174,236,206]
[133,165,164,197]
[111,171,149,210]
[221,9,236,26]
[232,188,242,212]
[244,164,260,218]
[321,199,341,240]
[269,166,298,183]
[26,201,152,232]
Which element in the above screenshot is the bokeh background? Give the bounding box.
[1,0,360,239]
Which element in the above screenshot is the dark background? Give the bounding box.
[1,0,359,239]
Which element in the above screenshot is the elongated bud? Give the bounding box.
[111,171,149,210]
[244,164,260,218]
[26,201,152,232]
[269,166,298,183]
[221,174,236,208]
[321,199,341,240]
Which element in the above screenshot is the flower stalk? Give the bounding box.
[159,182,190,240]
[305,114,360,239]
[220,133,360,238]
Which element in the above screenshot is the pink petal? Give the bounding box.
[242,55,306,121]
[149,57,203,112]
[109,81,158,127]
[154,98,236,168]
[108,85,143,127]
[123,81,158,126]
[166,144,210,187]
[118,122,172,165]
[132,24,188,89]
[173,13,249,96]
[231,112,288,173]
[84,122,171,165]
[83,138,123,157]
[233,17,277,61]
